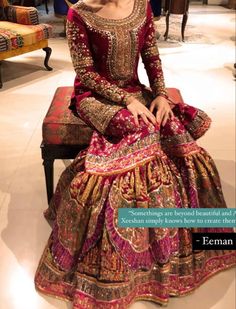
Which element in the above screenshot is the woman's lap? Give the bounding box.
[105,107,195,149]
[105,108,151,139]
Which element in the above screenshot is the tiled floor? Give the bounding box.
[0,4,235,309]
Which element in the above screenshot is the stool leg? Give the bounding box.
[0,61,2,88]
[43,159,54,204]
[43,47,53,71]
[164,12,170,41]
[45,0,49,14]
[181,12,188,42]
[59,18,67,38]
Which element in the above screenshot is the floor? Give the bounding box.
[0,4,235,309]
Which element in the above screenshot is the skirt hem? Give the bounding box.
[35,258,236,308]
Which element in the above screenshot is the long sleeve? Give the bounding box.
[66,8,131,105]
[141,3,168,98]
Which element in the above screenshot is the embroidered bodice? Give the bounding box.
[66,0,167,109]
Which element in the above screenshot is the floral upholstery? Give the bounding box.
[43,87,93,146]
[0,21,51,52]
[0,0,52,52]
[5,5,39,25]
[42,87,184,146]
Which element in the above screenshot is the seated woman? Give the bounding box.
[34,0,236,308]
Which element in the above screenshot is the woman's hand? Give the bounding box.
[149,96,174,126]
[126,96,157,127]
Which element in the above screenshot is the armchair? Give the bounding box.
[0,0,53,88]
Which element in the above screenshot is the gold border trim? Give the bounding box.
[35,263,236,308]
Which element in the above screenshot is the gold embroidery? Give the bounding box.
[71,0,146,83]
[141,12,167,97]
[161,132,194,147]
[77,89,153,134]
[79,97,123,134]
[66,19,130,104]
[86,131,161,165]
[67,0,168,112]
[35,238,236,306]
[185,109,212,139]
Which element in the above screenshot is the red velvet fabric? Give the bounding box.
[66,1,168,113]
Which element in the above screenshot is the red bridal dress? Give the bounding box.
[34,0,236,308]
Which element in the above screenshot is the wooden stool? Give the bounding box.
[42,87,184,204]
[164,0,190,42]
[41,87,93,204]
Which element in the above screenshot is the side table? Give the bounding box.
[164,0,190,42]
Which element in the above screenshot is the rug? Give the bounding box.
[155,14,213,47]
[37,3,218,46]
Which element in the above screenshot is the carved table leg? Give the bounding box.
[59,18,67,37]
[45,0,49,14]
[164,12,170,41]
[0,61,2,89]
[43,47,53,71]
[181,12,188,42]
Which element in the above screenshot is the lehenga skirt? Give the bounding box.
[34,98,236,308]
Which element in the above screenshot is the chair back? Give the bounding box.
[0,0,8,20]
[0,0,9,8]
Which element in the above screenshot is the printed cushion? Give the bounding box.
[42,87,184,146]
[5,5,39,25]
[43,87,93,145]
[0,21,52,52]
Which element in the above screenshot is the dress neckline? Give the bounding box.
[93,0,137,22]
[80,0,139,24]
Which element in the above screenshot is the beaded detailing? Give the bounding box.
[72,0,146,83]
[185,109,212,140]
[141,5,168,97]
[79,97,123,134]
[66,18,130,104]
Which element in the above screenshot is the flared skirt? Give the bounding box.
[35,100,236,308]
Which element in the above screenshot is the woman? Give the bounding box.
[34,0,236,308]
